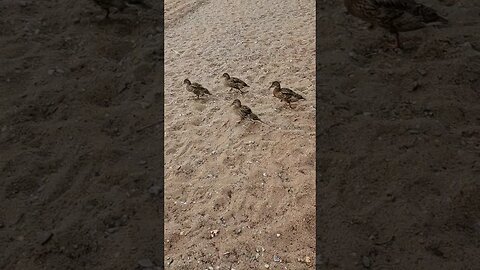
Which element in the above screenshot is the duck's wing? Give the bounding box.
[202,88,212,95]
[280,88,296,96]
[231,77,249,87]
[249,112,261,121]
[281,88,304,99]
[240,105,253,116]
[372,0,415,23]
[187,83,205,93]
[374,0,446,31]
[191,82,203,88]
[402,0,448,24]
[191,84,207,91]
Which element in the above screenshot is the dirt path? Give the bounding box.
[318,0,480,269]
[164,0,316,269]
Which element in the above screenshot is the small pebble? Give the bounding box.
[140,102,151,109]
[148,185,162,195]
[210,229,219,238]
[362,256,371,268]
[138,259,154,268]
[107,227,118,234]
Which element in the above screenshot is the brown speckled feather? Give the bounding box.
[270,81,305,106]
[345,0,448,47]
[222,73,249,93]
[184,79,211,98]
[231,99,264,123]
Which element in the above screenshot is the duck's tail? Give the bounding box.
[260,119,270,126]
[416,4,448,25]
[252,118,269,126]
[251,115,270,126]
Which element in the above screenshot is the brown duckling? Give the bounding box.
[92,0,152,19]
[222,73,249,94]
[184,79,211,99]
[231,99,266,124]
[344,0,448,48]
[269,81,305,108]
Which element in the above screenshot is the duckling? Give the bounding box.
[231,99,266,124]
[183,79,211,99]
[269,81,305,108]
[344,0,448,48]
[92,0,152,19]
[222,73,249,94]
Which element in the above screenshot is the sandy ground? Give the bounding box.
[318,0,480,269]
[164,0,316,269]
[0,1,164,269]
